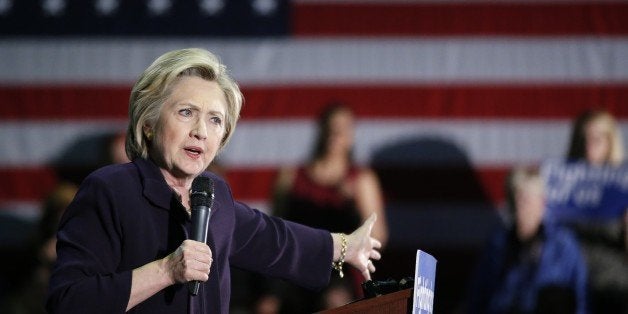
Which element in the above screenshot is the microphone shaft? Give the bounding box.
[188,205,211,296]
[191,206,211,243]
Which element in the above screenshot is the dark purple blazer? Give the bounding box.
[47,158,333,313]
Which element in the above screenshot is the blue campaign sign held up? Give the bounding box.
[413,250,437,314]
[542,159,628,223]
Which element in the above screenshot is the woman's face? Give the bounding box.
[327,109,355,156]
[150,76,226,181]
[584,118,611,166]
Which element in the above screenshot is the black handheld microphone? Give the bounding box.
[188,176,214,296]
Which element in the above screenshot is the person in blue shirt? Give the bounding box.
[565,109,627,314]
[468,166,588,314]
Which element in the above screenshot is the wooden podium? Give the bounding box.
[320,288,413,314]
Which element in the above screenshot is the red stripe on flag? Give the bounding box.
[228,167,512,207]
[0,167,59,202]
[2,85,628,120]
[242,85,628,119]
[293,2,628,36]
[0,166,511,207]
[225,168,278,203]
[0,85,130,120]
[476,167,510,206]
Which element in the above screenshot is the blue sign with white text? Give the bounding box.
[542,159,628,223]
[413,250,437,314]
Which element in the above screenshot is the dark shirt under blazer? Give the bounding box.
[47,158,333,313]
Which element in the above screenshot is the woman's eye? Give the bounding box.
[211,116,222,125]
[179,108,192,117]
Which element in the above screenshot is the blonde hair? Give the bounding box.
[125,48,243,160]
[567,109,624,166]
[505,165,544,214]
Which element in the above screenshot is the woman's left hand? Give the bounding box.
[343,213,382,280]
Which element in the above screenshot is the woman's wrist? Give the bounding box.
[331,233,347,278]
[158,255,176,286]
[128,258,176,311]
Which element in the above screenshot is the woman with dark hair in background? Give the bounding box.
[255,104,388,313]
[275,104,388,247]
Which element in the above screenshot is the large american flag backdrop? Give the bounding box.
[1,0,628,310]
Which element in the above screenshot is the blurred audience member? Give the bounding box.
[255,103,388,313]
[274,104,388,245]
[1,182,77,314]
[2,131,126,313]
[567,109,624,166]
[468,166,588,314]
[565,109,627,313]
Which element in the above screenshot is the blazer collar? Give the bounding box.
[134,157,174,211]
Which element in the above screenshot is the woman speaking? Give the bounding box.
[46,48,381,313]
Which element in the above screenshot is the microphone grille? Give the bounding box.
[191,176,214,207]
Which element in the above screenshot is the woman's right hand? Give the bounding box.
[334,213,382,281]
[127,240,213,310]
[163,240,213,284]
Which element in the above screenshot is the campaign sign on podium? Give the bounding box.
[412,250,437,314]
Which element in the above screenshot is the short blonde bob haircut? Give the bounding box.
[504,165,544,216]
[125,48,243,160]
[566,109,624,166]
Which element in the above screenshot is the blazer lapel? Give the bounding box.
[134,158,173,211]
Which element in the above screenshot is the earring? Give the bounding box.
[145,131,153,141]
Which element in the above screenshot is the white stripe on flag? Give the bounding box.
[3,119,627,167]
[1,38,628,85]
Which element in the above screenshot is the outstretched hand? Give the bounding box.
[344,213,382,280]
